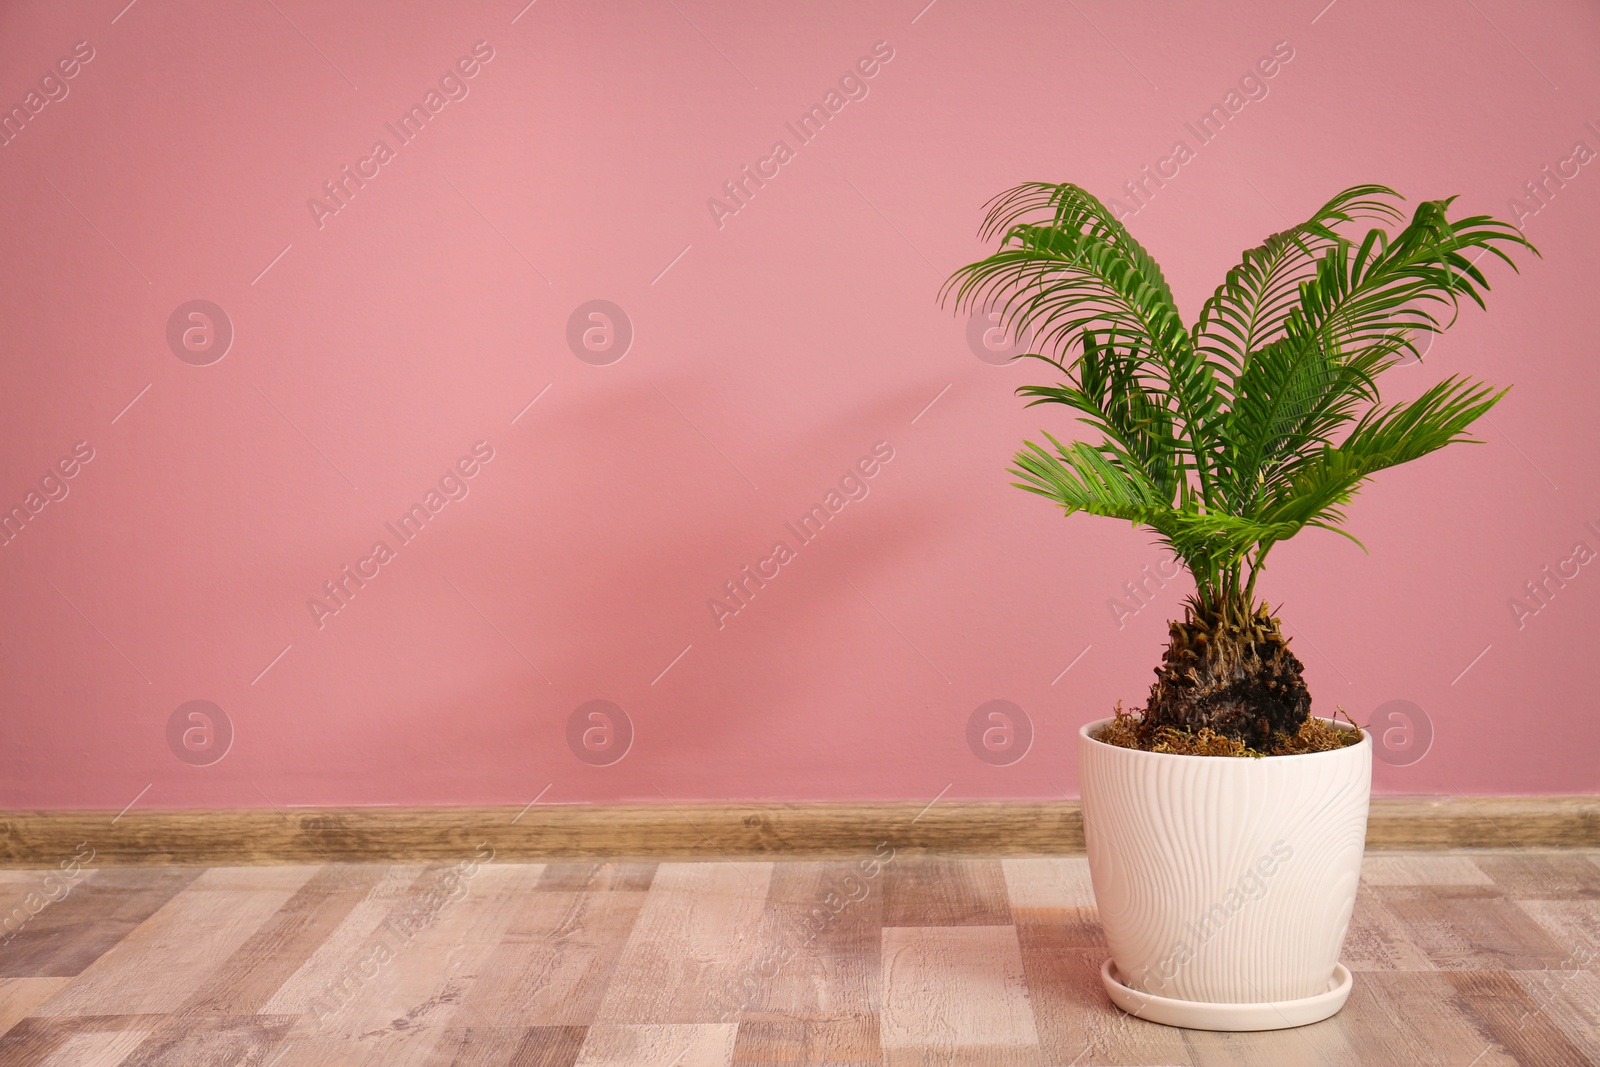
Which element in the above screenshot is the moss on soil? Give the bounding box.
[1095,702,1365,758]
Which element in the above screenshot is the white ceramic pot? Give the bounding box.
[1079,716,1371,1031]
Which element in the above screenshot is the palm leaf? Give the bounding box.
[1016,330,1178,498]
[945,180,1533,618]
[943,182,1225,497]
[1286,199,1531,359]
[1255,375,1506,543]
[1194,184,1406,380]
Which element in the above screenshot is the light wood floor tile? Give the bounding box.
[1358,853,1493,886]
[593,862,773,1025]
[880,1047,1045,1066]
[269,862,533,1064]
[1000,857,1095,911]
[1472,852,1600,899]
[739,862,882,1016]
[731,1011,880,1063]
[0,979,69,1038]
[431,1023,587,1066]
[0,869,203,979]
[117,1013,297,1067]
[1011,928,1186,1066]
[537,862,656,893]
[880,926,1037,1049]
[1515,968,1600,1065]
[1181,1018,1362,1067]
[575,1023,737,1066]
[1340,886,1436,972]
[1375,884,1576,970]
[35,867,313,1017]
[0,872,62,888]
[388,862,548,1033]
[455,888,649,1027]
[37,1028,151,1067]
[176,864,393,1017]
[1001,858,1100,941]
[1309,970,1519,1067]
[880,859,1010,928]
[1515,896,1600,967]
[0,1016,161,1067]
[0,849,1591,1065]
[1447,970,1597,1066]
[258,865,421,1015]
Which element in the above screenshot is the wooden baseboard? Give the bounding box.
[1,796,1595,867]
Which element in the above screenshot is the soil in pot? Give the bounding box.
[1095,704,1365,758]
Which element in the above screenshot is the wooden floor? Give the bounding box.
[0,851,1595,1066]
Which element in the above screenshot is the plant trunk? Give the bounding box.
[1143,598,1311,748]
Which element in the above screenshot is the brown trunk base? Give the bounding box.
[1141,599,1314,748]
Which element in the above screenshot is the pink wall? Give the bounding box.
[3,0,1597,810]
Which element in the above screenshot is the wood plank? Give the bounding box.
[0,803,1083,864]
[1447,970,1598,1067]
[261,862,536,1066]
[0,1016,162,1067]
[1010,924,1187,1066]
[0,979,69,1037]
[0,868,102,952]
[730,1012,879,1063]
[1366,798,1600,850]
[0,1016,79,1067]
[1283,970,1518,1067]
[593,862,773,1025]
[536,863,656,892]
[116,1014,298,1067]
[1470,852,1600,899]
[36,1029,152,1067]
[1514,969,1600,1065]
[454,888,648,1027]
[736,861,883,1016]
[34,867,314,1016]
[430,1024,587,1067]
[174,864,392,1016]
[1000,857,1095,910]
[1359,853,1494,886]
[1340,886,1436,972]
[880,926,1038,1049]
[1516,897,1600,967]
[1374,884,1576,970]
[0,869,204,978]
[881,858,1011,928]
[256,865,421,1016]
[80,861,331,1065]
[4,797,1595,866]
[881,1048,1044,1066]
[325,861,536,1042]
[1182,1019,1361,1066]
[1000,857,1100,938]
[574,1023,737,1066]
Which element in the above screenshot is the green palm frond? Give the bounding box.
[1221,335,1388,509]
[1016,330,1178,498]
[1010,435,1292,598]
[1194,184,1405,378]
[1011,433,1170,521]
[947,180,1535,613]
[1255,375,1507,543]
[1286,199,1529,358]
[941,183,1225,501]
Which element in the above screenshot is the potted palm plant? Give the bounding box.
[945,183,1532,1030]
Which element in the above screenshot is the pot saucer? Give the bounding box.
[1099,959,1353,1031]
